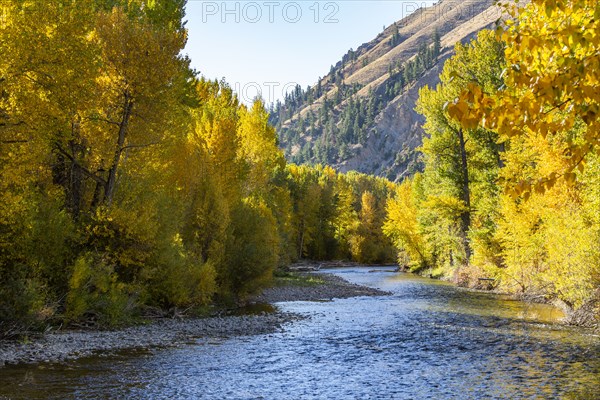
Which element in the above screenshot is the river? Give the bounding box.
[1,268,598,399]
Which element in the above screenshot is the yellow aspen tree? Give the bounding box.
[448,0,600,194]
[236,99,285,197]
[384,178,429,270]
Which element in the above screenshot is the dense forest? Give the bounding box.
[1,0,598,334]
[0,0,396,334]
[384,1,600,321]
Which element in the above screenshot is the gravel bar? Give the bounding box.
[0,313,299,367]
[0,271,389,367]
[252,272,391,303]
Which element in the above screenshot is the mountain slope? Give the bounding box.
[270,0,502,181]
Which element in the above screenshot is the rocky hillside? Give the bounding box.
[270,0,502,181]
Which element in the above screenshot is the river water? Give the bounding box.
[1,268,599,399]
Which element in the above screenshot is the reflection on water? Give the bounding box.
[387,272,566,324]
[0,268,598,399]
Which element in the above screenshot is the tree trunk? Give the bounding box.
[68,137,85,219]
[52,123,85,219]
[298,219,305,260]
[104,95,133,206]
[69,161,83,218]
[497,141,505,168]
[457,128,472,262]
[90,165,106,210]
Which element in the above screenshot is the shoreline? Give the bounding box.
[454,283,599,330]
[0,271,389,368]
[252,271,390,303]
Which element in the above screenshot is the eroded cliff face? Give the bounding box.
[337,52,449,180]
[274,0,503,181]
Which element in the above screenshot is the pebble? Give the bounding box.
[251,273,390,303]
[0,272,389,367]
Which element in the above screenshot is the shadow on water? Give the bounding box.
[0,267,598,400]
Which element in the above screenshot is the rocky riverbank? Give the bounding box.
[0,313,298,367]
[0,271,388,367]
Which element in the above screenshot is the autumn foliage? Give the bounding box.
[0,1,396,333]
[385,1,600,318]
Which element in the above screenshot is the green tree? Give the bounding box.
[415,30,504,274]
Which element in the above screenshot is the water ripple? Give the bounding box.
[1,268,598,399]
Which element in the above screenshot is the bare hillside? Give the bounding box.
[270,0,502,181]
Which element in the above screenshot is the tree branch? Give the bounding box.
[120,141,160,152]
[0,121,26,129]
[53,142,107,185]
[85,115,120,126]
[1,139,28,144]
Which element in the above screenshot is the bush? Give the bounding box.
[146,240,218,309]
[66,254,135,327]
[223,200,279,299]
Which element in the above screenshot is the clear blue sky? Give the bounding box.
[184,1,434,104]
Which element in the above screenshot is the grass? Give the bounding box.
[273,270,325,287]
